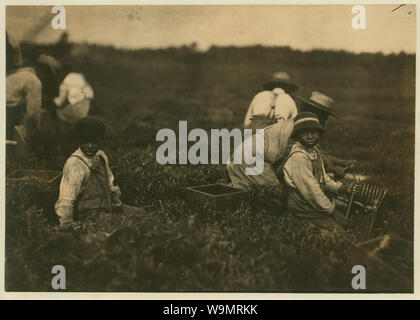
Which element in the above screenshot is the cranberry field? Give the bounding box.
[5,44,415,292]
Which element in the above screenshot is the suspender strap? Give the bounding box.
[282,148,325,189]
[70,154,92,170]
[280,149,306,169]
[70,154,105,175]
[70,154,110,194]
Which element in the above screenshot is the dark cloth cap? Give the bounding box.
[292,112,325,138]
[74,117,106,144]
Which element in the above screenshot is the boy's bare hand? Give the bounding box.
[339,181,361,196]
[111,186,122,210]
[112,199,122,213]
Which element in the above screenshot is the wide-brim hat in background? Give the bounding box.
[292,112,325,138]
[297,91,339,119]
[262,71,298,93]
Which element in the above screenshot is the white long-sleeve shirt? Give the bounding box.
[55,72,94,106]
[244,88,298,127]
[54,72,94,123]
[6,67,42,130]
[283,142,342,216]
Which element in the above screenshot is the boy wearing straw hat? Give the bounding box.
[283,112,355,232]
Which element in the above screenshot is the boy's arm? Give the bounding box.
[324,173,343,194]
[97,151,122,206]
[54,82,68,107]
[97,151,119,193]
[319,149,343,193]
[284,153,335,214]
[82,83,94,100]
[55,159,89,225]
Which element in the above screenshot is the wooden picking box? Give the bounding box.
[186,183,249,210]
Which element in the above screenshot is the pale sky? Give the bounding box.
[6,5,416,53]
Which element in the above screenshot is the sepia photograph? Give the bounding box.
[3,2,416,294]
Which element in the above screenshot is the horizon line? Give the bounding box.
[26,39,416,56]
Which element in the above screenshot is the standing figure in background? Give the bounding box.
[6,32,42,149]
[53,61,94,152]
[244,71,298,130]
[54,72,94,124]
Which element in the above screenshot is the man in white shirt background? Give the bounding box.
[243,71,299,130]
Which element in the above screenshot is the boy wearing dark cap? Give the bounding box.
[55,117,123,228]
[283,112,354,233]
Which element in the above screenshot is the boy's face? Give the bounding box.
[297,128,321,149]
[80,139,102,156]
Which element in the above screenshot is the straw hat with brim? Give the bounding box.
[292,112,325,138]
[262,71,298,93]
[297,91,339,119]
